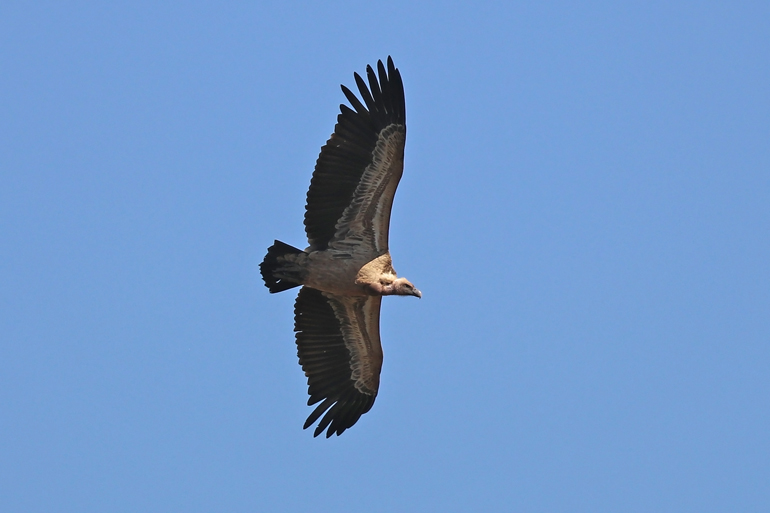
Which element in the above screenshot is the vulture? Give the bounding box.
[260,57,420,437]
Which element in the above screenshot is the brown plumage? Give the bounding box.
[260,57,420,437]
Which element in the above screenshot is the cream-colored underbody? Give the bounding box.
[304,250,397,296]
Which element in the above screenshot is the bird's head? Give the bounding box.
[391,277,422,298]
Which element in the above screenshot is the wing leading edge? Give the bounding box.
[304,57,406,252]
[294,287,383,437]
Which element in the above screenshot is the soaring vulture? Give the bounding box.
[260,57,420,437]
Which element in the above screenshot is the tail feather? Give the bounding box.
[260,240,306,293]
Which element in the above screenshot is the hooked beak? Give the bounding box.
[413,288,422,299]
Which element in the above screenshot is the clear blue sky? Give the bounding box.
[1,2,768,511]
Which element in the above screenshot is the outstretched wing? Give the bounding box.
[304,57,406,254]
[294,287,383,437]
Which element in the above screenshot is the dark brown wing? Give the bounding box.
[294,287,383,437]
[304,57,406,252]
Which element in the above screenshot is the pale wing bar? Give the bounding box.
[304,57,406,251]
[294,287,383,437]
[330,125,405,253]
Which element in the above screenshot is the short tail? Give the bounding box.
[260,240,307,293]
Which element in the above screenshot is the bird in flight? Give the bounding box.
[260,57,420,437]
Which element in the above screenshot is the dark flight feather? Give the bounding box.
[294,287,376,437]
[304,57,406,250]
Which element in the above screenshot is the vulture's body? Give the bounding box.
[260,57,420,437]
